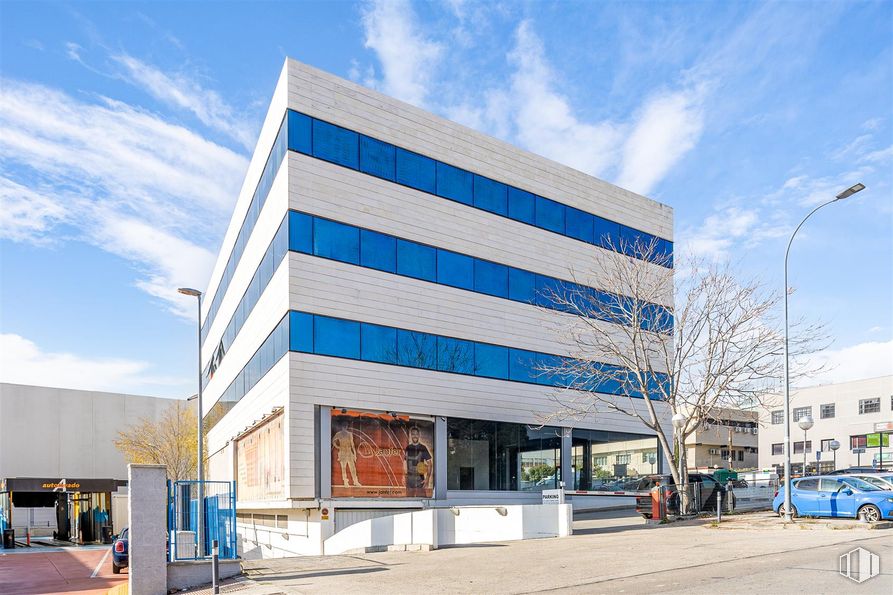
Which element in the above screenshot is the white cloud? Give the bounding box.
[361,0,443,108]
[682,207,760,261]
[0,333,186,396]
[616,88,705,195]
[111,53,256,149]
[800,340,893,386]
[0,78,248,317]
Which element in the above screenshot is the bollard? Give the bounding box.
[212,538,220,594]
[716,489,722,523]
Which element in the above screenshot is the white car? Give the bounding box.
[847,473,893,490]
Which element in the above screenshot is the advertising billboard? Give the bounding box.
[236,412,285,501]
[331,409,434,498]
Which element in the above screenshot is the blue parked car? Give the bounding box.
[112,528,128,574]
[774,476,893,522]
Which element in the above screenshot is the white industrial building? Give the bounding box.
[0,383,178,542]
[758,376,893,474]
[200,58,675,557]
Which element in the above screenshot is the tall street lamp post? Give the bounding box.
[830,439,841,471]
[782,182,864,521]
[798,414,814,475]
[178,287,204,557]
[672,413,687,482]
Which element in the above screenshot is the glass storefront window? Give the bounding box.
[571,429,659,491]
[446,418,562,491]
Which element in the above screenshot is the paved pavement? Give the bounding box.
[0,545,126,595]
[228,509,892,594]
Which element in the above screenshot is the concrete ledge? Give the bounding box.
[167,559,242,591]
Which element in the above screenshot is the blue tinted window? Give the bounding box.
[313,218,359,264]
[395,148,436,193]
[536,276,571,309]
[508,268,536,303]
[619,225,645,257]
[537,353,565,386]
[593,217,620,250]
[289,312,313,353]
[397,329,437,369]
[473,175,508,216]
[314,316,360,359]
[475,343,508,379]
[361,323,397,364]
[509,348,538,383]
[287,111,312,154]
[396,239,436,282]
[288,211,313,254]
[474,260,508,298]
[657,238,673,267]
[535,196,565,234]
[437,337,474,374]
[507,187,536,224]
[360,229,396,273]
[437,250,474,290]
[312,120,359,169]
[436,162,473,205]
[359,135,395,181]
[566,207,594,244]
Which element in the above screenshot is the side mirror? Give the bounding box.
[841,488,853,496]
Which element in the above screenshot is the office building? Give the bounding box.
[758,376,893,474]
[685,407,759,471]
[200,58,675,556]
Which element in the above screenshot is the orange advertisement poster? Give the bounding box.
[236,413,285,501]
[331,409,434,498]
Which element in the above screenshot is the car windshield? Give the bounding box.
[841,477,883,492]
[859,476,893,489]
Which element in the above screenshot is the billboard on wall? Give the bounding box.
[331,409,434,498]
[236,413,285,501]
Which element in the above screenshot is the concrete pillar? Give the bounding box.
[434,416,447,500]
[128,464,168,595]
[319,407,331,499]
[560,428,573,490]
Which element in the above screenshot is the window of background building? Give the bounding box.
[738,450,744,461]
[771,410,783,424]
[851,435,867,449]
[793,441,812,454]
[446,419,561,491]
[820,439,834,452]
[793,407,812,422]
[771,443,783,455]
[859,398,881,414]
[820,403,835,419]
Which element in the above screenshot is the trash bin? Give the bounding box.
[2,528,14,549]
[101,526,114,544]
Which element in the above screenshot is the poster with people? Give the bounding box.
[331,409,434,498]
[236,412,285,501]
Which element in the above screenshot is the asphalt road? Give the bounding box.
[228,509,893,594]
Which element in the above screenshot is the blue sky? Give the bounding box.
[1,0,891,397]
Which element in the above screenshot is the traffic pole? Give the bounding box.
[212,539,220,594]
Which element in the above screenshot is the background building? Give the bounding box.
[200,58,675,557]
[0,383,177,542]
[685,407,759,471]
[758,376,893,474]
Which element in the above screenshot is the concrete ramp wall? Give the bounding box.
[324,504,571,555]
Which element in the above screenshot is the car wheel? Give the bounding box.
[777,504,798,518]
[641,513,652,519]
[112,564,120,575]
[858,504,881,523]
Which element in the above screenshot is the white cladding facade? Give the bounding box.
[758,376,893,473]
[200,59,674,554]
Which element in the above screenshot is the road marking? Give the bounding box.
[91,548,112,578]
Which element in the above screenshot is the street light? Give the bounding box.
[797,414,814,475]
[672,413,687,482]
[178,286,204,557]
[830,439,841,471]
[782,182,863,522]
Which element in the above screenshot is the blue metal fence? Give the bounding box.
[168,480,237,560]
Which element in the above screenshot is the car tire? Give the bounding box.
[858,504,881,523]
[777,504,798,518]
[641,513,652,519]
[112,564,120,575]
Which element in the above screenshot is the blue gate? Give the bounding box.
[168,480,237,560]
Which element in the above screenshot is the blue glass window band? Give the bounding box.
[287,210,671,332]
[285,109,672,267]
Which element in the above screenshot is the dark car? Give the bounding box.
[634,473,726,518]
[112,528,128,574]
[828,466,890,475]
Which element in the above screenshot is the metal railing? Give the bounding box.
[724,478,779,512]
[168,480,237,561]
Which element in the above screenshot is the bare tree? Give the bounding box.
[114,400,198,480]
[537,238,827,494]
